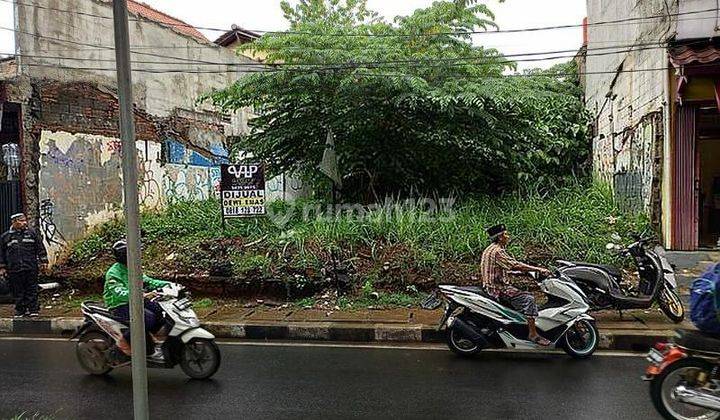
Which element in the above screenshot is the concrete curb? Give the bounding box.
[0,317,675,352]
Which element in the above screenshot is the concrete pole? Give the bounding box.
[111,1,149,419]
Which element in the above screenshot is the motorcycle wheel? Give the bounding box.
[659,286,685,324]
[76,331,113,376]
[650,358,720,420]
[445,327,482,357]
[561,319,598,359]
[179,339,221,380]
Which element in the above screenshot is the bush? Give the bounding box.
[60,182,652,295]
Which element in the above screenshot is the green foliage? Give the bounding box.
[206,0,588,199]
[194,298,215,309]
[64,183,652,294]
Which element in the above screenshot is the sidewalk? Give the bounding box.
[0,303,689,351]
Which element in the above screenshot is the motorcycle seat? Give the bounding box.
[570,263,623,280]
[454,286,514,308]
[83,302,129,325]
[675,329,720,353]
[455,286,496,300]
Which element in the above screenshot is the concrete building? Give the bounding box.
[585,0,720,250]
[0,0,304,261]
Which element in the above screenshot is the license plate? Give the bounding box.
[646,348,664,364]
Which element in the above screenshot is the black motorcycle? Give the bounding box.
[557,236,684,323]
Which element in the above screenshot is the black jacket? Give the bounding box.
[0,227,48,273]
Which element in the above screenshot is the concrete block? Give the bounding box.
[288,324,330,341]
[51,318,83,335]
[374,326,422,342]
[244,325,289,340]
[328,326,374,342]
[12,319,51,335]
[205,322,246,338]
[0,318,11,333]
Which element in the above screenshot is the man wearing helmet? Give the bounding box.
[103,239,169,356]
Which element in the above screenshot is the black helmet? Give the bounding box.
[112,239,128,264]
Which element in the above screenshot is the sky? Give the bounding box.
[0,0,588,70]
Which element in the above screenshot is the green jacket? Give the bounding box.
[103,263,169,309]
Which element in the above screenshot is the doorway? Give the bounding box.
[0,102,22,233]
[698,107,720,249]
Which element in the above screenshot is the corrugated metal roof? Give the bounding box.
[127,1,208,43]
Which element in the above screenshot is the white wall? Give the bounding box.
[15,0,252,130]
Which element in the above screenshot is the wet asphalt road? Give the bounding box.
[0,338,660,420]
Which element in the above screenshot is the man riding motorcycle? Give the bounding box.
[103,239,169,357]
[480,224,552,346]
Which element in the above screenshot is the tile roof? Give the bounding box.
[127,1,208,43]
[670,43,720,67]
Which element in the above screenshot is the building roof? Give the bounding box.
[670,41,720,67]
[214,25,261,47]
[127,1,208,42]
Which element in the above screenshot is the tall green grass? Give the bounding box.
[64,182,651,290]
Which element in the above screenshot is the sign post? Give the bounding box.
[111,1,149,418]
[220,163,267,219]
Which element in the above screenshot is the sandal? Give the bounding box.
[530,336,551,346]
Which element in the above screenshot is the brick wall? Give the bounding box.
[30,80,159,141]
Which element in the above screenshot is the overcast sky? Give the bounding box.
[0,0,588,70]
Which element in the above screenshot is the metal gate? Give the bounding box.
[672,105,699,250]
[0,181,21,234]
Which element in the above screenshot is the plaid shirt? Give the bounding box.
[480,242,520,297]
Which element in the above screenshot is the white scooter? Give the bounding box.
[73,283,221,379]
[434,271,598,358]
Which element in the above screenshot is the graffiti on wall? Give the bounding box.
[593,112,661,214]
[39,131,124,249]
[39,130,307,262]
[163,164,212,203]
[137,141,163,208]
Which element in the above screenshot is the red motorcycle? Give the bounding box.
[644,329,720,420]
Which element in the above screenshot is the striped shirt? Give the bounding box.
[480,242,520,297]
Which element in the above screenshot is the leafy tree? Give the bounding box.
[207,0,588,201]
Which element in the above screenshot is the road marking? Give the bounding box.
[0,336,646,357]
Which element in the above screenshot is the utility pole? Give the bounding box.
[112,1,149,418]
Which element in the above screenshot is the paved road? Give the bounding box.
[0,338,660,420]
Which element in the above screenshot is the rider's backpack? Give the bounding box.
[689,263,720,335]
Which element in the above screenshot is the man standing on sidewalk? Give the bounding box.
[0,213,48,318]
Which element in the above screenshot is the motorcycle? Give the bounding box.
[557,236,684,323]
[644,329,720,420]
[73,282,221,380]
[435,271,599,359]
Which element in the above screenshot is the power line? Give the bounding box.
[5,0,720,38]
[19,61,703,79]
[24,34,708,53]
[1,25,256,67]
[9,37,712,76]
[4,17,708,71]
[6,39,676,68]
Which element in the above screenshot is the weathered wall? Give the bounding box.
[37,127,309,262]
[15,0,253,123]
[585,0,674,218]
[37,130,218,262]
[8,0,308,260]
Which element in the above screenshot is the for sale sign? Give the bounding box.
[220,164,266,218]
